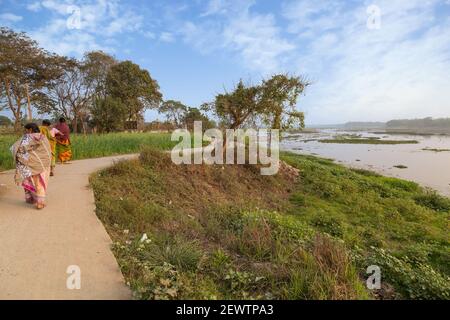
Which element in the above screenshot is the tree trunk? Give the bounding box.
[4,79,22,132]
[72,115,78,134]
[82,120,87,135]
[25,84,32,121]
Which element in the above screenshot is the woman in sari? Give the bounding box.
[39,119,61,176]
[11,123,52,210]
[54,117,72,163]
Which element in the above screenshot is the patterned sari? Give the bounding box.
[11,133,52,208]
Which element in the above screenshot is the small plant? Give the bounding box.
[223,269,265,299]
[210,248,231,273]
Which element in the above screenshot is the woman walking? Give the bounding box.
[11,123,52,210]
[39,119,61,176]
[54,117,72,164]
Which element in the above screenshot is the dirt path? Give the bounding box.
[0,155,136,300]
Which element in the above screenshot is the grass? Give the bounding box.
[90,148,450,300]
[0,132,178,171]
[0,134,17,171]
[319,138,419,145]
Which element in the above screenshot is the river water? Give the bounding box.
[281,130,450,197]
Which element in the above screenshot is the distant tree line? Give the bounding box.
[386,117,450,129]
[1,27,309,134]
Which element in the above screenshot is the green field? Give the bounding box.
[0,132,177,171]
[90,148,450,300]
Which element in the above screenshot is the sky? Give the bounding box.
[1,0,450,125]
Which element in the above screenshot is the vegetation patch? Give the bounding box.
[422,148,450,152]
[319,138,419,145]
[91,148,450,300]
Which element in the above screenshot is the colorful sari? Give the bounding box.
[56,138,72,163]
[39,126,57,167]
[11,133,52,208]
[55,122,72,163]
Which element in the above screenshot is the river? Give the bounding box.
[281,129,450,197]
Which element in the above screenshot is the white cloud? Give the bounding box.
[182,0,294,73]
[222,12,295,72]
[25,0,143,57]
[282,0,450,123]
[0,13,23,22]
[26,2,42,12]
[160,32,175,43]
[200,0,228,17]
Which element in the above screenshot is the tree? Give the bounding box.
[90,96,127,133]
[159,100,188,128]
[106,61,162,126]
[182,107,215,131]
[204,75,309,131]
[83,51,117,100]
[259,74,310,130]
[0,28,63,131]
[202,80,262,130]
[34,56,95,133]
[35,51,117,133]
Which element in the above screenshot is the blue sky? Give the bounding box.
[1,0,450,124]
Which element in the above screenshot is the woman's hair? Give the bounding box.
[42,119,51,126]
[24,123,40,133]
[59,117,66,123]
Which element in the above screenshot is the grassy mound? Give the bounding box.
[91,149,450,300]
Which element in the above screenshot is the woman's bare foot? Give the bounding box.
[36,203,45,210]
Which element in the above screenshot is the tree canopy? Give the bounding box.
[159,100,188,128]
[203,74,309,130]
[0,27,64,130]
[106,61,162,123]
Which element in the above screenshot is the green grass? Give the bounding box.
[70,132,177,159]
[0,132,177,171]
[319,138,419,145]
[0,134,18,171]
[90,148,450,300]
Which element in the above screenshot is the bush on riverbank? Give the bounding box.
[91,148,450,300]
